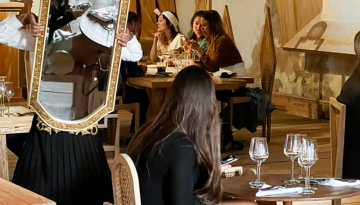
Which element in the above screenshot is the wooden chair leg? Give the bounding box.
[266,113,271,142]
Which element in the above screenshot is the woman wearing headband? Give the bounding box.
[150,10,185,62]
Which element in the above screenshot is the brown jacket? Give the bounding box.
[200,35,243,72]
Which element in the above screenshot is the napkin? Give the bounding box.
[213,69,233,77]
[89,8,113,22]
[320,179,360,187]
[256,187,303,197]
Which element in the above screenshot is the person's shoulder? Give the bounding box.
[165,132,194,147]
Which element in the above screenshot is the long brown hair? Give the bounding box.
[202,10,227,53]
[127,66,222,204]
[189,10,206,41]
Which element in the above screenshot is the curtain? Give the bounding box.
[137,0,176,40]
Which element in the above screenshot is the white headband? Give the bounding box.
[154,8,179,32]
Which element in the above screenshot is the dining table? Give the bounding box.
[0,177,56,204]
[221,170,360,205]
[127,75,255,119]
[0,106,33,180]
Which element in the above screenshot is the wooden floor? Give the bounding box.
[6,110,360,204]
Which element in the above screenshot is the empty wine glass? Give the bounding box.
[297,134,308,179]
[158,49,164,63]
[105,0,116,29]
[298,138,318,194]
[249,137,269,189]
[284,134,301,185]
[4,82,14,117]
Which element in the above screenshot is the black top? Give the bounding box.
[136,132,207,205]
[337,64,360,179]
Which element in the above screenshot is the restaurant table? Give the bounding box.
[127,76,255,119]
[0,106,33,180]
[0,177,56,204]
[222,171,360,205]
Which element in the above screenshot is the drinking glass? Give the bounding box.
[298,138,318,194]
[0,81,5,117]
[249,137,269,188]
[284,134,301,185]
[157,50,164,63]
[297,134,308,179]
[193,53,200,64]
[4,82,14,117]
[105,0,116,29]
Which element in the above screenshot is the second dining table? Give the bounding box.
[127,76,255,119]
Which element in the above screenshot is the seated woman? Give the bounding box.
[186,10,244,75]
[150,10,184,61]
[127,66,256,205]
[184,10,207,55]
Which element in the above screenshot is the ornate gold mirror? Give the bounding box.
[30,0,130,133]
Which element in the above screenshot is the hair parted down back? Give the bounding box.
[127,66,222,204]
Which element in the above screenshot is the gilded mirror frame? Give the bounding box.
[29,0,130,133]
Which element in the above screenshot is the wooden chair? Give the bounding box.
[223,6,276,142]
[99,96,140,165]
[111,154,141,205]
[329,97,346,205]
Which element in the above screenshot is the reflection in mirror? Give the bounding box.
[39,0,120,121]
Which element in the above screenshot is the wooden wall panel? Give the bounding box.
[276,0,323,45]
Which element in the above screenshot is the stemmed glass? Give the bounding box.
[105,0,116,29]
[284,134,301,185]
[193,53,200,64]
[0,80,5,117]
[157,49,164,63]
[297,134,307,179]
[4,82,14,117]
[298,138,318,194]
[249,137,269,189]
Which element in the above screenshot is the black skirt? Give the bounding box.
[12,115,113,205]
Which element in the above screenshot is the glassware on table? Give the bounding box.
[4,82,14,117]
[193,53,200,64]
[249,137,269,189]
[284,134,301,185]
[105,0,116,29]
[297,134,308,179]
[158,50,164,63]
[298,138,318,194]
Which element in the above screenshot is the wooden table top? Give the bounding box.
[0,106,34,134]
[222,171,360,202]
[0,177,56,205]
[127,76,254,90]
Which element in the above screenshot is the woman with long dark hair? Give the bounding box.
[186,10,244,74]
[150,10,184,61]
[184,10,207,54]
[127,66,255,205]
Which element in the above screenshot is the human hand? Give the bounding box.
[154,32,166,44]
[16,13,44,37]
[116,28,132,47]
[189,40,200,52]
[220,164,231,173]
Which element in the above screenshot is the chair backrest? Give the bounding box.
[112,154,141,205]
[329,97,346,178]
[260,6,277,98]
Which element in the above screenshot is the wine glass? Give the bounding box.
[284,134,301,185]
[297,134,308,179]
[105,0,116,29]
[249,137,269,189]
[157,49,164,63]
[0,81,5,117]
[298,138,318,194]
[193,53,200,64]
[4,82,14,117]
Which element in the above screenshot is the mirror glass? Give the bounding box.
[39,0,120,121]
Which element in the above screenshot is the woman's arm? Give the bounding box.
[163,140,198,205]
[150,37,159,62]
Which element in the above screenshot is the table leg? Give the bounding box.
[283,202,292,205]
[146,88,167,120]
[0,134,9,180]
